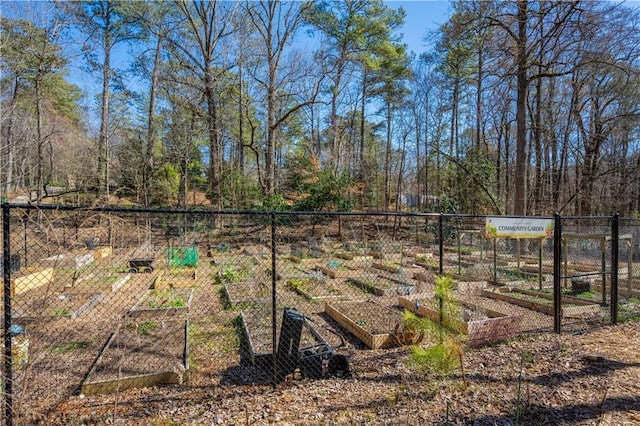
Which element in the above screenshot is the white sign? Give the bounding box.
[485,217,553,239]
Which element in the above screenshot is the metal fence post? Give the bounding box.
[270,211,277,388]
[553,213,562,334]
[611,213,619,325]
[601,236,608,307]
[3,203,13,426]
[438,214,444,276]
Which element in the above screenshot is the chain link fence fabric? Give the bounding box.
[1,206,638,424]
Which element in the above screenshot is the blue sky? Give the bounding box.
[390,1,452,54]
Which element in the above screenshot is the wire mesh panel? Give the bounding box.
[1,208,271,423]
[441,215,556,334]
[618,217,640,323]
[558,216,614,331]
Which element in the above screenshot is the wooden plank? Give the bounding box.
[71,293,105,319]
[325,302,396,349]
[398,296,522,347]
[81,371,182,396]
[314,263,358,279]
[481,289,554,315]
[481,289,601,318]
[516,288,600,306]
[10,267,54,296]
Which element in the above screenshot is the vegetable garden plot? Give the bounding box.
[81,319,188,396]
[127,288,194,319]
[618,296,640,322]
[481,287,601,317]
[13,291,104,319]
[371,261,423,278]
[152,268,197,289]
[314,261,360,279]
[72,272,130,292]
[223,280,270,307]
[398,296,521,347]
[286,277,351,301]
[348,274,416,296]
[214,261,258,284]
[274,260,315,281]
[325,300,403,349]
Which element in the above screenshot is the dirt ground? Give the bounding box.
[37,321,640,425]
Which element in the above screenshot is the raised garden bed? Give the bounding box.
[372,261,404,274]
[453,279,489,293]
[274,261,314,281]
[314,261,359,279]
[325,300,402,349]
[348,274,415,296]
[80,319,188,395]
[7,267,54,298]
[481,288,601,317]
[334,251,354,261]
[286,277,348,301]
[72,273,130,293]
[413,258,439,271]
[215,263,255,284]
[398,296,521,347]
[127,288,193,318]
[289,254,322,265]
[14,291,104,319]
[153,269,197,289]
[372,261,419,273]
[223,281,270,307]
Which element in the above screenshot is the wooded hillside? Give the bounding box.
[1,0,639,216]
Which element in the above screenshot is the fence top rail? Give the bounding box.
[0,203,628,221]
[562,233,633,241]
[560,215,617,220]
[1,204,444,217]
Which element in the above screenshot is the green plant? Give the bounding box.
[575,290,596,299]
[287,278,310,292]
[434,275,460,337]
[54,309,70,316]
[410,275,467,388]
[146,289,188,309]
[216,266,247,283]
[411,342,458,374]
[138,321,158,335]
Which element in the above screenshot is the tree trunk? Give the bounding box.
[476,45,484,151]
[35,77,44,204]
[532,73,543,215]
[4,77,19,196]
[144,33,163,207]
[384,100,392,210]
[204,69,221,209]
[514,0,528,215]
[98,9,112,198]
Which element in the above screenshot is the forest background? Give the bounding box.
[1,0,640,217]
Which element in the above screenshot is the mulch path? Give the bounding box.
[38,321,640,425]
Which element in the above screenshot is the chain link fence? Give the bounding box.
[1,206,638,424]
